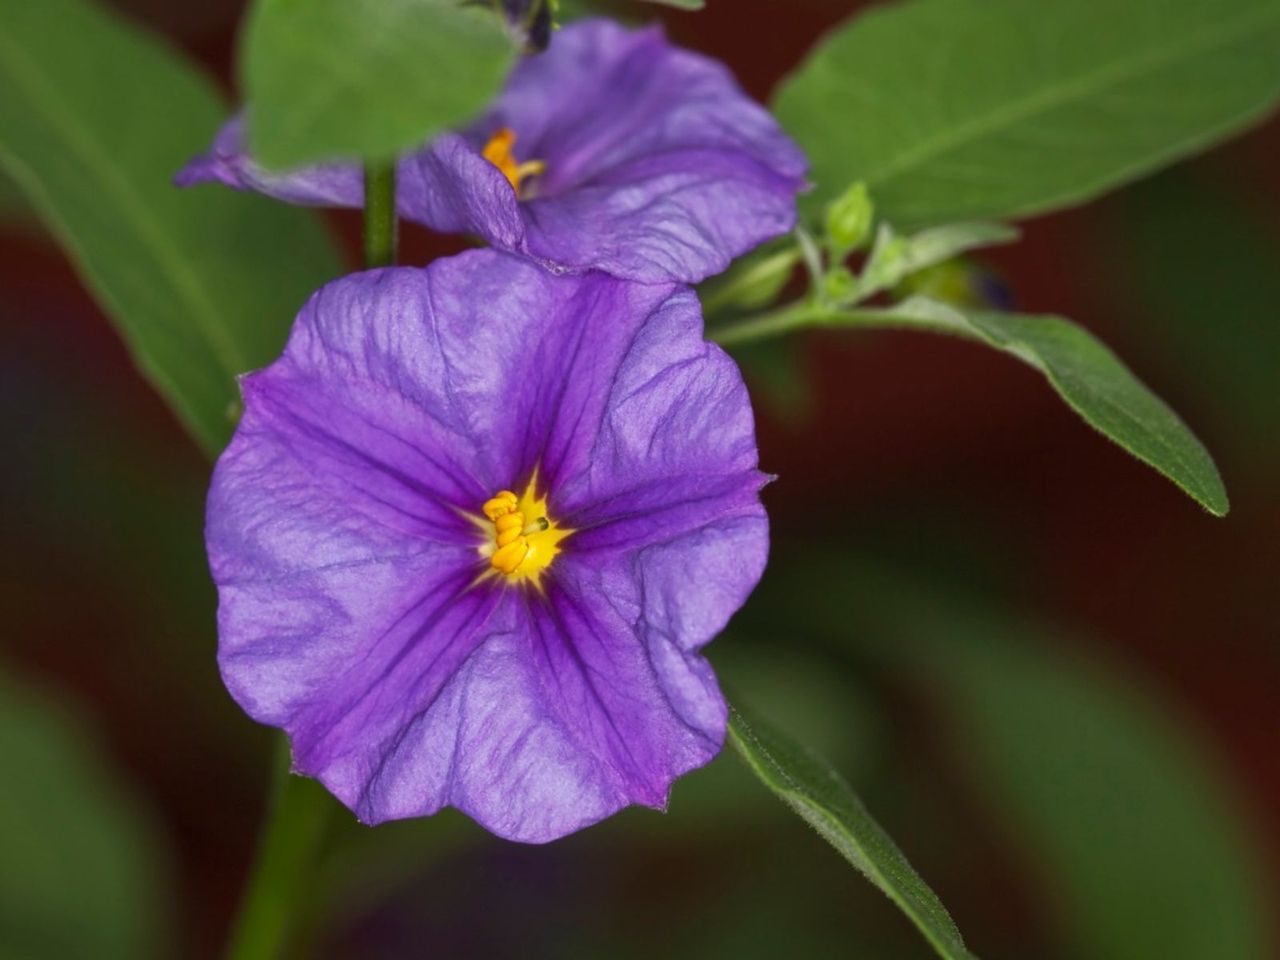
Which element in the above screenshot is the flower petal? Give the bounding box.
[338,538,762,842]
[174,115,364,206]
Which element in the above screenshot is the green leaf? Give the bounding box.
[0,670,172,959]
[638,0,706,8]
[775,0,1280,226]
[0,0,343,458]
[728,699,979,960]
[844,297,1229,515]
[852,221,1017,300]
[242,0,517,169]
[766,561,1270,960]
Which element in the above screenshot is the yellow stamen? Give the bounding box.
[491,538,529,575]
[477,472,572,588]
[482,490,519,521]
[481,127,545,197]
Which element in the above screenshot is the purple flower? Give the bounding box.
[208,250,769,842]
[177,19,807,284]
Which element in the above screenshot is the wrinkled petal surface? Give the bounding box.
[177,19,806,283]
[208,251,768,841]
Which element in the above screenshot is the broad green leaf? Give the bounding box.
[242,0,517,169]
[728,699,979,960]
[0,671,171,959]
[763,561,1270,960]
[852,221,1017,300]
[775,0,1280,226]
[844,297,1228,515]
[0,0,343,457]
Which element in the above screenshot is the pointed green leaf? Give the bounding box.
[243,0,517,169]
[728,699,979,960]
[0,0,343,457]
[775,0,1280,226]
[845,298,1229,514]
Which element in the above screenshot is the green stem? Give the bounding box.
[363,161,398,268]
[223,739,332,960]
[709,300,834,348]
[709,299,987,349]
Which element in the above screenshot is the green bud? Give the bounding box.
[699,247,801,315]
[823,266,857,303]
[825,182,874,256]
[860,224,910,291]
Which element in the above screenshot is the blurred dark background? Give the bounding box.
[2,1,1277,958]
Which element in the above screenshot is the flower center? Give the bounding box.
[479,476,570,587]
[481,127,546,198]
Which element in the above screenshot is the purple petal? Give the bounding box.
[175,115,364,206]
[489,19,808,282]
[209,251,768,841]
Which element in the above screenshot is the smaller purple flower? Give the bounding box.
[208,250,769,841]
[177,19,807,284]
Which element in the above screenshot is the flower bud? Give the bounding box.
[825,182,874,257]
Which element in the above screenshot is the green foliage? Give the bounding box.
[0,672,171,960]
[1113,172,1280,464]
[242,0,517,169]
[937,620,1269,960]
[775,0,1280,226]
[0,0,343,457]
[763,561,1270,960]
[851,221,1017,301]
[225,742,335,960]
[728,699,979,960]
[639,0,705,7]
[700,244,802,316]
[844,297,1229,515]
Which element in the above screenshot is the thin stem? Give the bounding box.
[709,300,834,348]
[709,299,988,350]
[223,739,332,960]
[795,226,826,291]
[363,161,398,268]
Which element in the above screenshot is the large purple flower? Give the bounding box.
[177,19,807,284]
[208,250,769,842]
